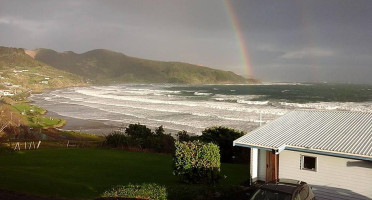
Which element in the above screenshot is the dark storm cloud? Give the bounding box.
[0,0,371,83]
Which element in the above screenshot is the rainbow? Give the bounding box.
[224,0,253,78]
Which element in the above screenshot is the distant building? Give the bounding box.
[234,110,372,199]
[2,82,12,86]
[0,90,14,96]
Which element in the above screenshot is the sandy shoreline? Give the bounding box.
[43,110,188,136]
[43,110,120,135]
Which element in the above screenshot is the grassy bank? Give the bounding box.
[3,102,66,129]
[0,148,249,199]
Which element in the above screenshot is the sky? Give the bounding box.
[0,0,371,84]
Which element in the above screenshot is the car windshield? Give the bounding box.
[250,188,292,200]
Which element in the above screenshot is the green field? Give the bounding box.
[9,103,66,128]
[0,149,249,199]
[13,103,46,115]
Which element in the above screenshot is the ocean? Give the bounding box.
[30,83,372,134]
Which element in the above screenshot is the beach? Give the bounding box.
[44,111,119,135]
[31,84,372,136]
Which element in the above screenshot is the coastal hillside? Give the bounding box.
[32,48,257,84]
[0,46,86,92]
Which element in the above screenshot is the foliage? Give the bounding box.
[125,123,153,149]
[173,141,221,184]
[200,126,248,163]
[105,132,129,148]
[102,183,167,200]
[176,130,199,142]
[176,130,190,142]
[155,125,165,135]
[104,124,175,153]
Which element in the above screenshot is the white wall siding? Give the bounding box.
[251,148,259,181]
[257,149,266,181]
[279,150,372,200]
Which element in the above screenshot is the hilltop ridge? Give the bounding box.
[32,48,259,84]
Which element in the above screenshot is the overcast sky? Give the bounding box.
[0,0,371,84]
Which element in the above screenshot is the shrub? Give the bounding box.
[155,125,165,136]
[200,126,248,163]
[105,132,129,148]
[176,130,199,142]
[125,123,153,149]
[104,125,175,153]
[173,141,221,184]
[150,133,175,154]
[102,183,167,200]
[176,130,190,142]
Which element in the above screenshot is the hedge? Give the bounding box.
[173,141,220,184]
[102,183,167,200]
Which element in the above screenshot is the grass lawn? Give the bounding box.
[28,115,66,128]
[0,148,249,199]
[9,103,66,128]
[12,103,46,115]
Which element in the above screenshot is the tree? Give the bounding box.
[0,105,24,139]
[176,130,190,142]
[200,126,247,163]
[155,125,165,136]
[125,123,153,149]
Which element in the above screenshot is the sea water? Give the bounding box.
[31,83,372,134]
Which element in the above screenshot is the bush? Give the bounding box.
[102,183,167,200]
[173,141,221,184]
[105,132,129,148]
[104,124,175,153]
[176,130,190,142]
[125,123,153,149]
[176,130,199,142]
[200,126,248,163]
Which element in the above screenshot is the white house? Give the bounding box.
[0,90,14,96]
[234,110,372,200]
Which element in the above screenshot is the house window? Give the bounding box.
[301,155,317,171]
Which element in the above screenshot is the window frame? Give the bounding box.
[301,155,317,172]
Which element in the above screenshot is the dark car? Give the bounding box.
[249,179,315,200]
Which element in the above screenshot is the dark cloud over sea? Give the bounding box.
[0,0,371,83]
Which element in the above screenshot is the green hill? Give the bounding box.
[33,48,258,84]
[0,46,86,92]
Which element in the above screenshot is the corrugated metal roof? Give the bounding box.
[234,110,372,159]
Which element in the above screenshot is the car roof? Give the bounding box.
[260,179,304,194]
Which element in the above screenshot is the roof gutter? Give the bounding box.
[233,141,372,161]
[285,146,372,161]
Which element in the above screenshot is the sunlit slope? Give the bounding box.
[34,48,258,84]
[0,46,86,92]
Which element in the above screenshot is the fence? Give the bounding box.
[2,139,103,151]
